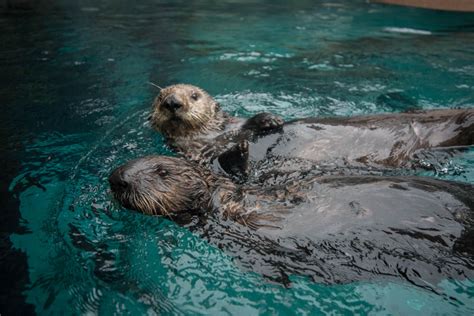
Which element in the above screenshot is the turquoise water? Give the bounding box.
[1,0,474,314]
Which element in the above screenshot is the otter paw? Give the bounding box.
[259,113,284,131]
[217,140,249,181]
[236,138,249,154]
[245,112,284,133]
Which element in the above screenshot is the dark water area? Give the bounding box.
[1,0,474,314]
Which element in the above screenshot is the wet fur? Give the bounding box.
[110,156,284,227]
[109,156,474,288]
[150,84,228,139]
[150,84,474,177]
[110,156,213,217]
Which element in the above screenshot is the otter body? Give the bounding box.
[246,109,474,167]
[109,156,474,287]
[150,84,474,176]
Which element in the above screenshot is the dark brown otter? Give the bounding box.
[149,84,474,179]
[109,155,474,287]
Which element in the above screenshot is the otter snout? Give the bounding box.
[162,94,183,112]
[109,167,129,192]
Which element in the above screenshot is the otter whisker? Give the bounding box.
[134,189,171,217]
[148,192,168,216]
[148,81,164,90]
[141,194,157,215]
[131,190,152,216]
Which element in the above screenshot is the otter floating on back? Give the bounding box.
[109,155,474,288]
[149,84,474,179]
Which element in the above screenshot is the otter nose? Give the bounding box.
[162,95,183,112]
[109,168,129,191]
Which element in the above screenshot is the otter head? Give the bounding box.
[109,156,211,216]
[149,84,223,138]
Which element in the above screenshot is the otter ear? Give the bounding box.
[214,102,221,111]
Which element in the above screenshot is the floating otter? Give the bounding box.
[149,84,474,178]
[109,155,474,288]
[149,83,284,178]
[149,84,283,150]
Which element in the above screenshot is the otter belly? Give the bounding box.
[245,109,474,168]
[229,176,474,286]
[266,123,405,164]
[264,177,468,241]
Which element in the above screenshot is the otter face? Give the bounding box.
[150,84,220,138]
[109,156,210,216]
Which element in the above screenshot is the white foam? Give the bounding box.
[383,27,432,35]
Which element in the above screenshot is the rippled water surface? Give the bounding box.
[1,0,474,314]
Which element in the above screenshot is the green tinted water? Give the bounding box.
[2,0,474,314]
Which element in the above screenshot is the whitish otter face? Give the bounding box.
[109,156,210,216]
[149,84,221,138]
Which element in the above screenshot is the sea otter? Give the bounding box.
[149,84,283,151]
[149,84,474,178]
[109,155,474,288]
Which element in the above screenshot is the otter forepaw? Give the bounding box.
[244,112,284,134]
[217,140,249,181]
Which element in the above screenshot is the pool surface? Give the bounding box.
[1,0,474,314]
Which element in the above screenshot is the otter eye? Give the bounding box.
[156,167,168,177]
[158,170,168,177]
[191,92,199,101]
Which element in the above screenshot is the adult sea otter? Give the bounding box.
[109,155,474,288]
[149,84,473,178]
